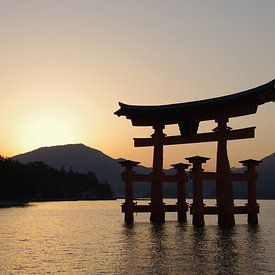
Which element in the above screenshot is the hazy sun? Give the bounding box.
[15,111,80,152]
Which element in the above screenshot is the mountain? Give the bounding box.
[12,144,156,196]
[206,152,275,199]
[12,144,275,198]
[254,152,275,197]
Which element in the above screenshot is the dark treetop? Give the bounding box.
[0,157,113,202]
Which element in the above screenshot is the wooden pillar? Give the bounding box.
[186,156,209,226]
[239,159,261,225]
[119,160,139,224]
[150,124,165,223]
[215,119,235,227]
[171,163,190,222]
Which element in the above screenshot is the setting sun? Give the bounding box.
[12,110,81,153]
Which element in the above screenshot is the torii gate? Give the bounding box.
[115,80,275,226]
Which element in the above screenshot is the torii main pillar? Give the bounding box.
[215,119,235,227]
[150,124,165,223]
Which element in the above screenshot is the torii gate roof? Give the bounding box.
[114,79,275,126]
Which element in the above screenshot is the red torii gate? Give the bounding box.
[115,80,275,226]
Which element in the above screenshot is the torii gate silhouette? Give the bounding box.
[115,79,275,226]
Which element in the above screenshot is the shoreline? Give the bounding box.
[0,197,117,208]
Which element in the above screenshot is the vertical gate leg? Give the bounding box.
[171,163,190,222]
[186,156,209,226]
[119,160,139,224]
[240,159,261,225]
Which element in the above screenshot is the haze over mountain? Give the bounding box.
[12,144,275,198]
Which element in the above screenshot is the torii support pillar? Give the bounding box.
[240,159,262,225]
[119,160,140,224]
[150,125,165,223]
[186,156,209,226]
[215,119,235,227]
[171,163,190,222]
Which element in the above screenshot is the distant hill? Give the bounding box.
[205,152,275,199]
[12,144,156,196]
[253,153,275,198]
[12,144,275,198]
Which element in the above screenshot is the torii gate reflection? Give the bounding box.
[115,80,275,226]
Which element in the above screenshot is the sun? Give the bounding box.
[15,111,81,152]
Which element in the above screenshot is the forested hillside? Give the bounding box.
[0,156,113,202]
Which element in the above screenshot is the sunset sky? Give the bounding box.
[0,0,274,170]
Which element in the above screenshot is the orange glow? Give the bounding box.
[0,1,274,169]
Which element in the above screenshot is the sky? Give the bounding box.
[0,0,274,170]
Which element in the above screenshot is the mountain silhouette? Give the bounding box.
[12,144,275,198]
[222,152,275,198]
[12,144,156,196]
[254,152,275,196]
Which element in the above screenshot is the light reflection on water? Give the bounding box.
[0,200,274,274]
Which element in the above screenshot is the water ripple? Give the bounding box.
[0,200,274,274]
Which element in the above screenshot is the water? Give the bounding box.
[0,199,274,274]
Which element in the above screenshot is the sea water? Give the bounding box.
[0,199,274,274]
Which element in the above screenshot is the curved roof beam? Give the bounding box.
[114,79,275,126]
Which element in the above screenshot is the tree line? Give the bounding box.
[0,156,113,201]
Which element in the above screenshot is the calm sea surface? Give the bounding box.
[0,199,274,274]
